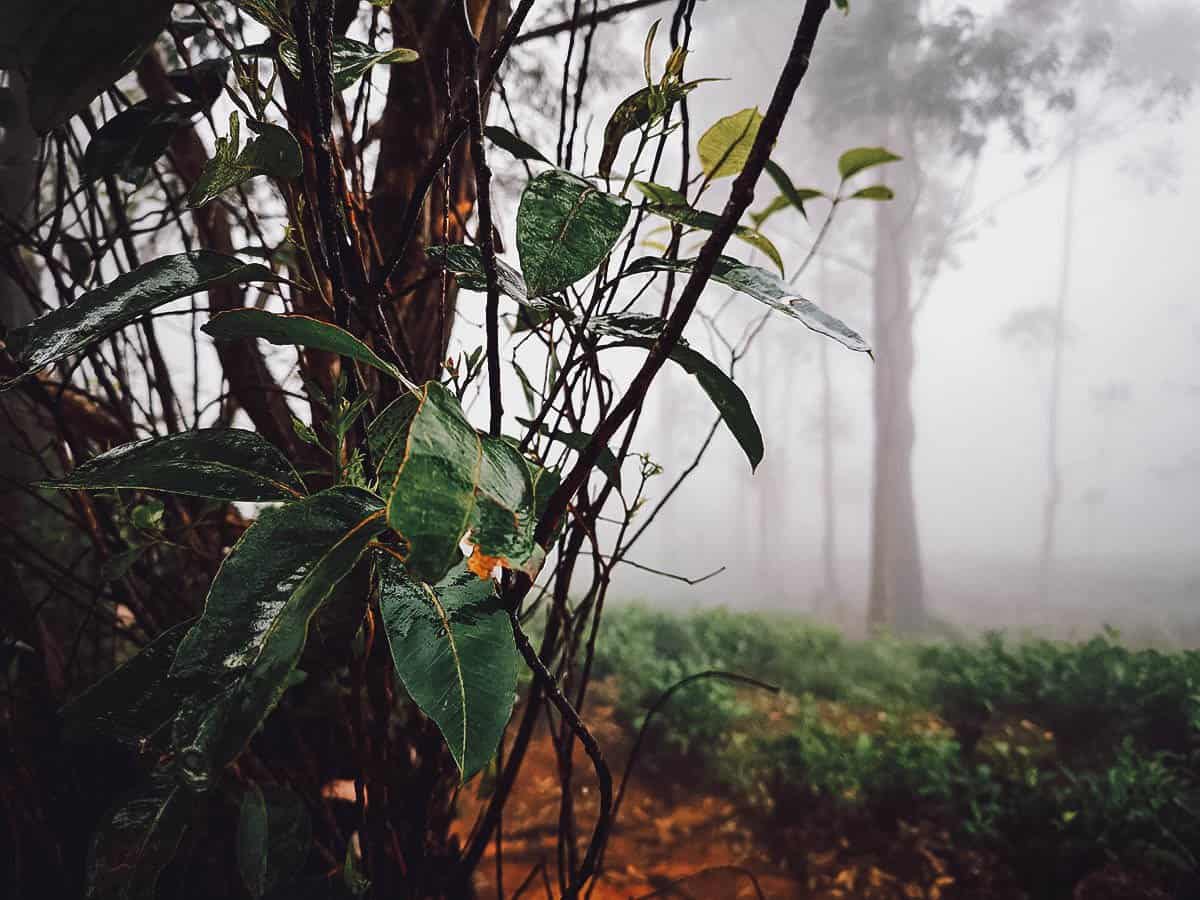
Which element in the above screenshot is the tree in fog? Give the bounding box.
[803,0,1199,631]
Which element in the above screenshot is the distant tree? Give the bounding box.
[802,0,1200,631]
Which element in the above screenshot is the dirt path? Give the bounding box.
[454,697,803,899]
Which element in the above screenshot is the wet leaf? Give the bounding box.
[82,102,196,185]
[484,125,551,165]
[203,309,409,386]
[597,79,711,179]
[278,36,418,91]
[86,771,191,900]
[171,488,385,769]
[40,428,306,502]
[237,784,312,900]
[25,0,175,132]
[837,146,902,180]
[516,169,631,298]
[238,0,292,35]
[369,383,542,584]
[378,553,518,780]
[698,107,763,180]
[626,255,871,354]
[1,251,279,388]
[427,244,566,320]
[60,619,196,746]
[187,111,302,208]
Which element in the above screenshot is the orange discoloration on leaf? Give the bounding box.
[466,546,504,580]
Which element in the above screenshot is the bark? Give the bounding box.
[1038,145,1079,604]
[866,165,926,634]
[372,0,509,382]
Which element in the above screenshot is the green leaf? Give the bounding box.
[632,180,687,207]
[343,839,370,896]
[369,383,542,584]
[278,36,418,91]
[82,102,196,185]
[698,107,763,181]
[484,125,551,165]
[166,58,230,107]
[130,499,165,531]
[518,418,621,488]
[378,554,518,780]
[659,343,763,470]
[638,196,785,276]
[203,309,409,386]
[426,244,559,317]
[60,619,196,746]
[238,0,292,35]
[625,256,871,354]
[170,488,385,771]
[516,169,631,298]
[850,185,896,201]
[596,319,763,470]
[237,784,312,900]
[837,146,902,181]
[597,79,712,179]
[40,428,305,502]
[25,0,175,133]
[187,111,302,208]
[764,160,823,221]
[1,251,279,387]
[86,771,191,900]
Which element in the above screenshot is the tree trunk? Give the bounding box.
[866,172,925,633]
[818,332,842,616]
[1038,145,1079,605]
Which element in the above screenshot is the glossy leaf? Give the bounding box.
[850,185,896,201]
[41,428,305,502]
[239,0,292,34]
[26,0,174,132]
[1,251,279,387]
[484,125,551,165]
[179,488,386,771]
[636,191,785,276]
[698,107,763,180]
[518,418,621,488]
[633,180,686,207]
[837,146,902,180]
[60,619,195,746]
[597,79,711,179]
[427,244,565,318]
[278,36,418,91]
[203,309,408,385]
[369,383,542,584]
[82,102,196,185]
[468,436,540,580]
[86,771,191,900]
[598,320,764,470]
[237,784,312,900]
[516,169,631,298]
[187,111,302,208]
[625,256,871,354]
[378,553,518,780]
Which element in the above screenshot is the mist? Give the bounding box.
[491,0,1200,638]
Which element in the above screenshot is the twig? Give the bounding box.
[509,610,611,898]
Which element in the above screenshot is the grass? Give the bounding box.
[589,604,1200,899]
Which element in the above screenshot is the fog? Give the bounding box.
[486,0,1200,636]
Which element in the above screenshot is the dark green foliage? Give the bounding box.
[594,607,1200,897]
